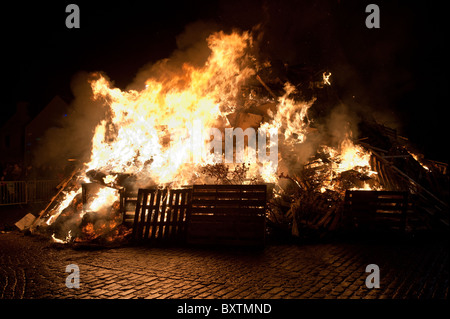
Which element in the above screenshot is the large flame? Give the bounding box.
[86,31,257,187]
[45,30,380,243]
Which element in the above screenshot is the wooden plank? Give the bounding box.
[193,184,266,189]
[374,157,389,189]
[178,189,191,238]
[192,192,266,199]
[149,190,162,240]
[347,190,407,197]
[193,187,266,192]
[30,168,80,230]
[162,189,170,239]
[169,190,180,240]
[133,185,266,245]
[132,189,143,240]
[315,208,335,228]
[344,190,408,232]
[189,214,264,222]
[191,199,266,206]
[161,190,173,240]
[372,149,448,209]
[190,207,265,215]
[175,191,183,239]
[137,191,149,240]
[143,190,155,240]
[172,191,182,240]
[132,188,191,242]
[192,185,266,193]
[348,202,407,209]
[188,184,266,246]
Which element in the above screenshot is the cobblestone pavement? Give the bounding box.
[0,230,448,300]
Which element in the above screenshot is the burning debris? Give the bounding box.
[26,29,448,244]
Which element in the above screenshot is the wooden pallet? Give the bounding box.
[132,188,191,242]
[187,184,267,246]
[344,190,409,232]
[368,149,449,227]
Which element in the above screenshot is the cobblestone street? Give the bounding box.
[1,229,448,300]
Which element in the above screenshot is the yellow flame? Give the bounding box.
[336,138,374,174]
[86,31,257,187]
[51,230,72,244]
[318,137,379,192]
[46,189,82,225]
[409,151,430,171]
[45,30,382,241]
[103,174,117,185]
[88,187,119,212]
[323,72,331,85]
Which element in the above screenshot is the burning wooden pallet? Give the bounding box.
[130,184,267,246]
[29,168,81,232]
[365,145,449,228]
[131,187,191,242]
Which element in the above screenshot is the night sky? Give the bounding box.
[1,0,447,162]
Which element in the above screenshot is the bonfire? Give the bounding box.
[27,29,448,244]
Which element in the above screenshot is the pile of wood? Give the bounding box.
[357,121,449,229]
[27,67,449,244]
[289,189,344,239]
[29,168,81,232]
[267,121,448,239]
[250,67,449,238]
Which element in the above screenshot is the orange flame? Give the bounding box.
[45,30,381,242]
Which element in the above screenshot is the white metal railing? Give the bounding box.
[0,180,59,206]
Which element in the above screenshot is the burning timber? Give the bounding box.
[26,30,449,245]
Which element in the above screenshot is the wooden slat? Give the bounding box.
[192,192,266,199]
[190,207,265,216]
[191,199,266,206]
[190,214,264,222]
[344,190,409,232]
[143,190,155,240]
[132,189,143,240]
[178,190,190,237]
[137,191,148,240]
[132,185,266,245]
[169,190,180,239]
[193,184,266,191]
[149,189,162,240]
[187,184,267,246]
[162,190,171,239]
[132,188,192,242]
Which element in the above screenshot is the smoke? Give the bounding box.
[127,20,221,91]
[33,21,237,170]
[32,4,396,172]
[324,103,360,146]
[275,100,362,180]
[33,71,107,168]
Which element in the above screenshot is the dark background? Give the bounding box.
[0,0,447,162]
